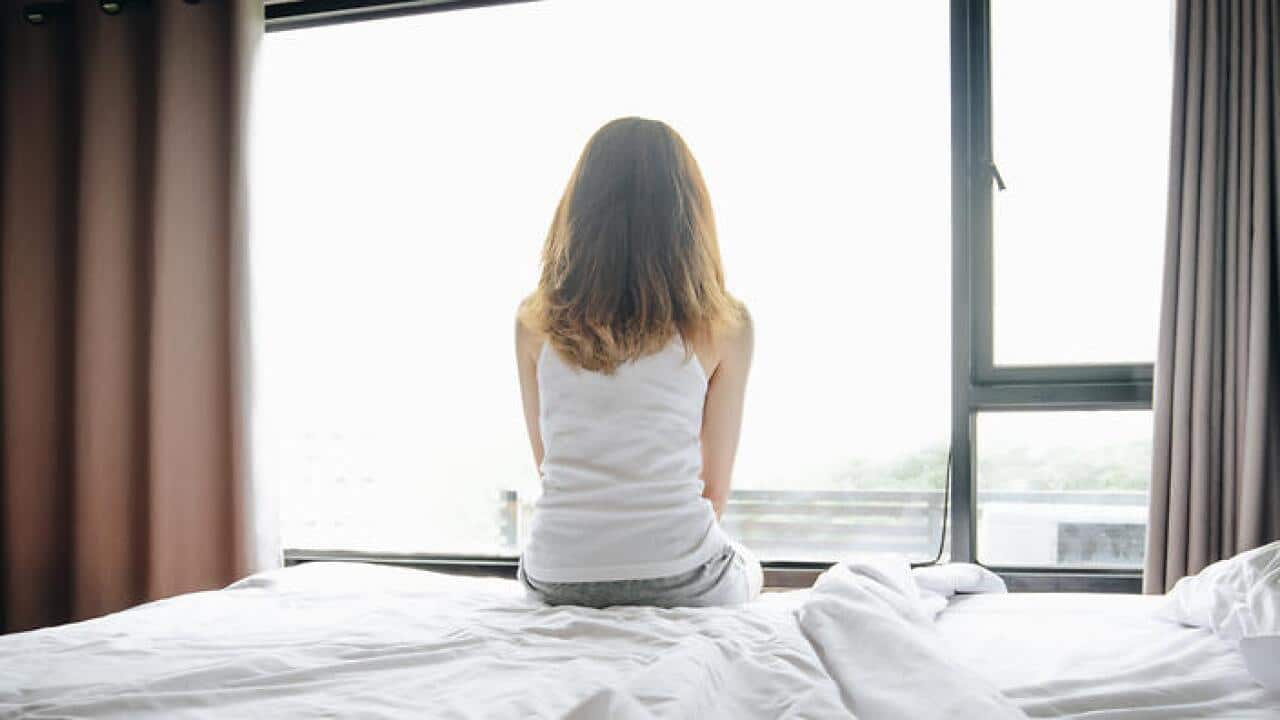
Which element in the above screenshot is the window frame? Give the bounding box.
[950,0,1153,591]
[266,0,1158,592]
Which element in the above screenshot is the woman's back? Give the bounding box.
[514,116,759,606]
[521,339,727,583]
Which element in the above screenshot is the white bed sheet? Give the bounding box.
[936,592,1280,718]
[0,562,844,719]
[3,562,1278,719]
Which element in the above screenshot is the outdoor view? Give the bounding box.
[978,411,1154,568]
[252,0,1166,565]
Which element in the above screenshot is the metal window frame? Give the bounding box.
[269,0,1155,594]
[281,550,841,590]
[265,0,540,32]
[951,0,1156,390]
[950,0,1152,593]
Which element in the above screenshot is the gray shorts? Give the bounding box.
[519,542,763,609]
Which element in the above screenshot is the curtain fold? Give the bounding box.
[1146,0,1280,593]
[1,0,270,633]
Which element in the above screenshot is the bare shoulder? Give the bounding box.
[700,303,752,376]
[514,300,544,360]
[720,302,754,355]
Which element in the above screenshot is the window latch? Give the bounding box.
[990,162,1007,191]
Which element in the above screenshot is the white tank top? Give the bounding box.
[520,338,728,583]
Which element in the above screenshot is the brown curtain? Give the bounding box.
[1146,0,1280,593]
[0,0,265,632]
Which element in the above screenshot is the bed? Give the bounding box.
[938,593,1277,718]
[1,550,1277,719]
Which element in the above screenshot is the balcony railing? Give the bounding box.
[500,488,1148,566]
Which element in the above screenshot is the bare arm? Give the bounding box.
[515,315,544,470]
[699,312,753,519]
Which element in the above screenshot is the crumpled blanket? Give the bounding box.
[796,557,1026,720]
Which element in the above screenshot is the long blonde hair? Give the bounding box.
[521,117,743,374]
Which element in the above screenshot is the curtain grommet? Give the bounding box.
[22,2,64,25]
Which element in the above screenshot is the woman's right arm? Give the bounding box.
[515,315,544,470]
[699,311,754,519]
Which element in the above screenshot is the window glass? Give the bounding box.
[990,0,1173,365]
[254,0,951,560]
[976,410,1153,568]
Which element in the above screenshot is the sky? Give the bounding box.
[250,0,1171,556]
[991,0,1172,365]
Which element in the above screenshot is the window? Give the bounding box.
[254,1,952,562]
[976,411,1153,568]
[950,0,1171,582]
[989,0,1172,366]
[259,0,1172,587]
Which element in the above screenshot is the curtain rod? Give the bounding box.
[23,0,203,25]
[265,0,541,33]
[20,0,523,28]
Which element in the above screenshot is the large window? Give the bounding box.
[254,1,952,562]
[257,0,1173,584]
[955,0,1172,577]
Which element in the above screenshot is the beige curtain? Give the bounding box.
[1,0,268,632]
[1146,0,1280,593]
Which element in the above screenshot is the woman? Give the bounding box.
[515,117,761,608]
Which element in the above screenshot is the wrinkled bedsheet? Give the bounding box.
[2,553,1278,719]
[0,562,843,719]
[0,558,1001,720]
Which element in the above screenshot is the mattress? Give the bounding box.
[0,561,1276,719]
